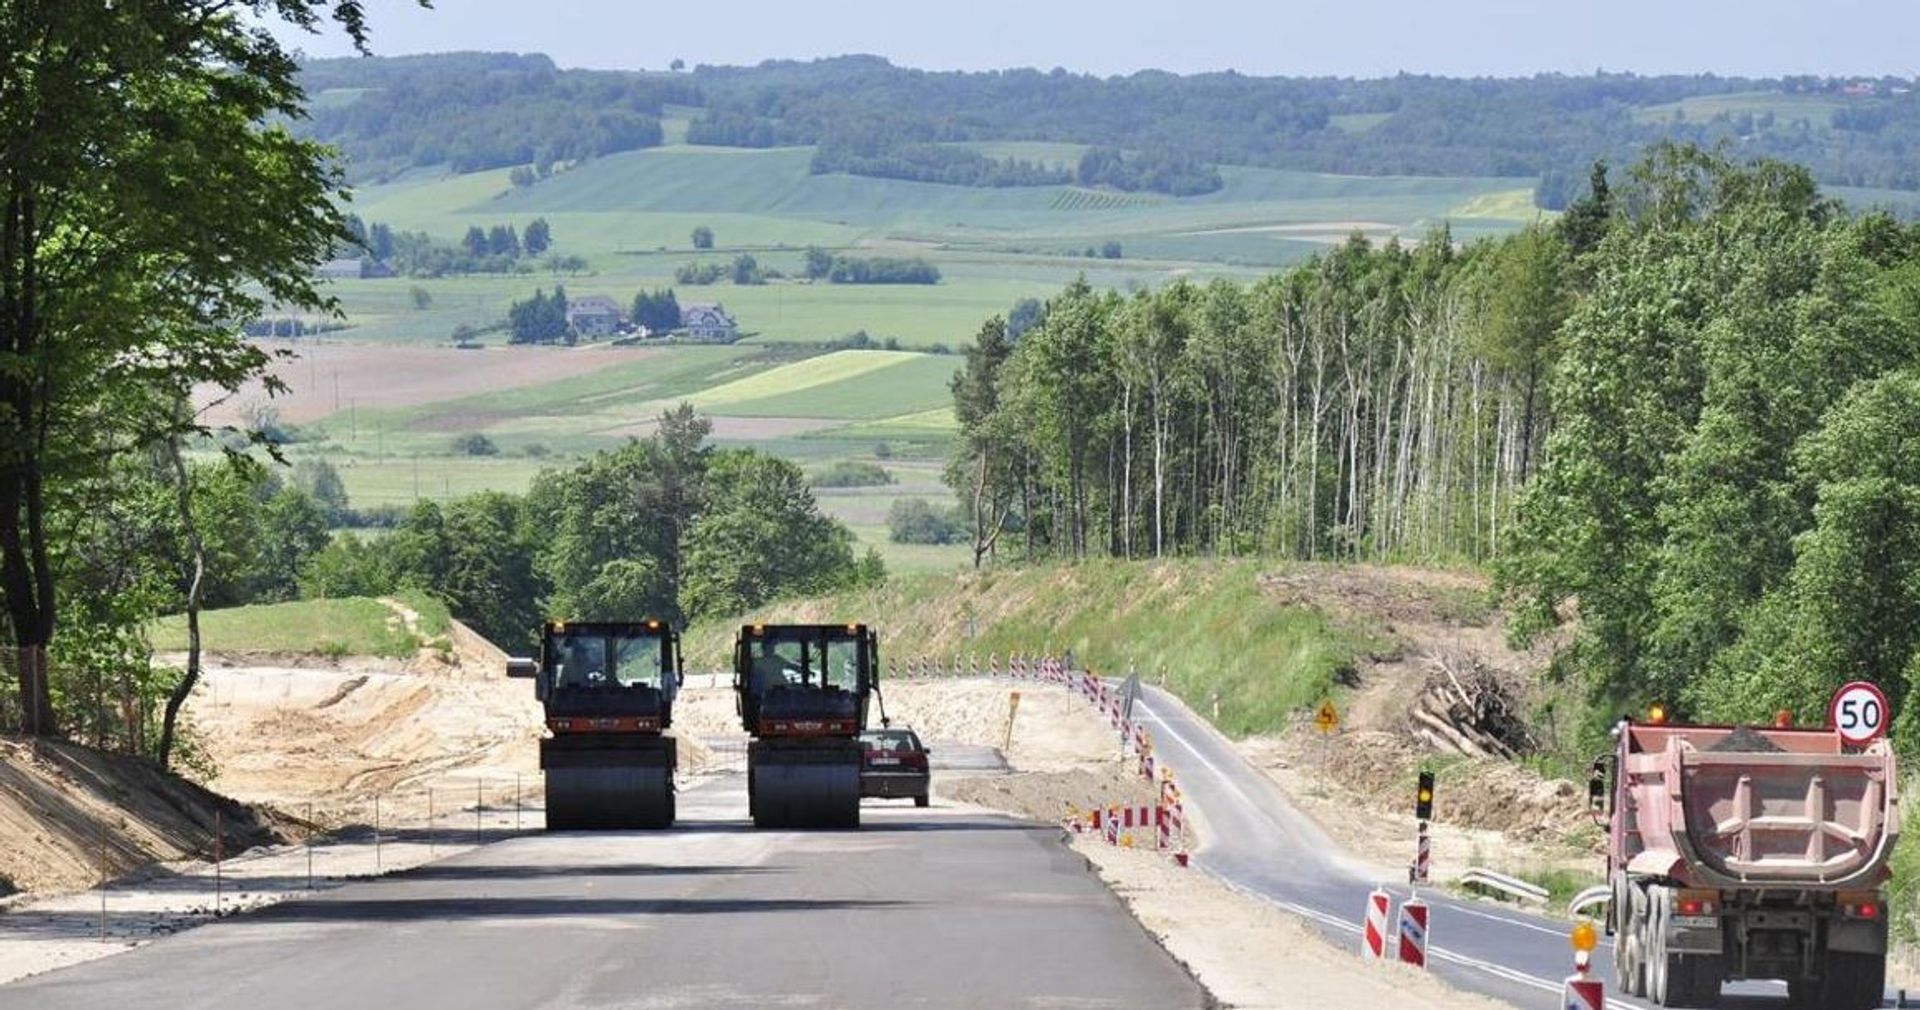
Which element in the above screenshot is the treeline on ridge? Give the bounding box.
[302,53,1920,201]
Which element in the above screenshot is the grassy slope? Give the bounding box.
[150,594,450,657]
[685,559,1378,737]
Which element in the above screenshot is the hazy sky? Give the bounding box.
[287,0,1920,78]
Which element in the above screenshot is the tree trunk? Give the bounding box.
[157,433,205,770]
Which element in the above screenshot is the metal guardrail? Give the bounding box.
[1458,866,1550,904]
[1567,884,1611,919]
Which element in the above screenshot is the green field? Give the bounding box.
[327,141,1535,351]
[1631,90,1852,127]
[149,593,450,657]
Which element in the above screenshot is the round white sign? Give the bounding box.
[1828,681,1890,746]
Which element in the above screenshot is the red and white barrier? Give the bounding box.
[1562,972,1602,1010]
[1362,889,1391,959]
[1397,897,1428,968]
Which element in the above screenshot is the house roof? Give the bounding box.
[680,301,735,322]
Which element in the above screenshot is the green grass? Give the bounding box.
[684,559,1379,737]
[1893,789,1920,943]
[1447,188,1548,221]
[150,597,423,657]
[320,146,1539,351]
[1631,90,1849,128]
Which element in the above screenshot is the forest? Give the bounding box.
[301,53,1920,202]
[946,145,1920,752]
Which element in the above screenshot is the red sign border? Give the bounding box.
[1828,680,1890,746]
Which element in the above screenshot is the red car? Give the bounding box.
[858,728,930,807]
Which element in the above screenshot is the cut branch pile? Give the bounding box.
[1407,651,1535,758]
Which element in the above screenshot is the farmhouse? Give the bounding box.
[566,294,626,338]
[680,301,739,342]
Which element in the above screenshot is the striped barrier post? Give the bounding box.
[1563,923,1603,1010]
[1397,897,1428,968]
[1412,820,1431,885]
[1103,807,1119,846]
[953,654,962,678]
[1362,888,1392,959]
[888,656,897,680]
[989,652,999,677]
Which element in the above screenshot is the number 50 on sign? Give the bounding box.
[1828,681,1889,747]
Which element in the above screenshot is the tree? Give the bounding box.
[0,0,380,734]
[804,246,834,280]
[731,253,763,285]
[256,488,332,602]
[631,288,682,334]
[464,225,490,258]
[680,449,863,618]
[691,225,714,250]
[945,316,1018,566]
[524,217,552,256]
[532,405,712,625]
[509,166,536,188]
[409,285,434,310]
[294,458,351,524]
[369,222,395,262]
[488,224,521,258]
[508,287,571,344]
[670,58,686,72]
[887,498,961,544]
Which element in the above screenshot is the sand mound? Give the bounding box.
[0,740,280,895]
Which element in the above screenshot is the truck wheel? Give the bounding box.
[1624,885,1651,998]
[914,794,929,808]
[1647,891,1671,1006]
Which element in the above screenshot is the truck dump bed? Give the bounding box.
[1619,724,1900,889]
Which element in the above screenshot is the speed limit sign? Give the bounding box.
[1828,681,1890,747]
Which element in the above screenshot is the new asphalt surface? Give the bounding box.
[0,778,1204,1010]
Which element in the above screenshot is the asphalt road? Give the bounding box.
[0,778,1204,1010]
[1131,684,1898,1010]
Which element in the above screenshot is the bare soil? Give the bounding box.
[195,342,658,426]
[1243,565,1596,885]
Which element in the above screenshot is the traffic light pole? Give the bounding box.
[1410,771,1434,886]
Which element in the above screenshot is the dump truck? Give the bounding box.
[1593,713,1900,1009]
[734,623,880,828]
[507,619,683,829]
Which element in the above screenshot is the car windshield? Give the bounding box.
[547,630,666,689]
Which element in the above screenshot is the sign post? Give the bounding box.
[1315,699,1339,767]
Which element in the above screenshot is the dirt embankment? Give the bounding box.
[1246,565,1595,882]
[0,740,281,897]
[178,616,543,828]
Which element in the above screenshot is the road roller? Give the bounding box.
[507,619,683,829]
[734,622,880,829]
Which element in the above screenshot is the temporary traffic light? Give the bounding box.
[1415,770,1435,821]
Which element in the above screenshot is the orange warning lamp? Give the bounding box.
[1570,920,1597,954]
[1647,702,1669,726]
[1570,920,1598,971]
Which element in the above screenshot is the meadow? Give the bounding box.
[259,134,1548,575]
